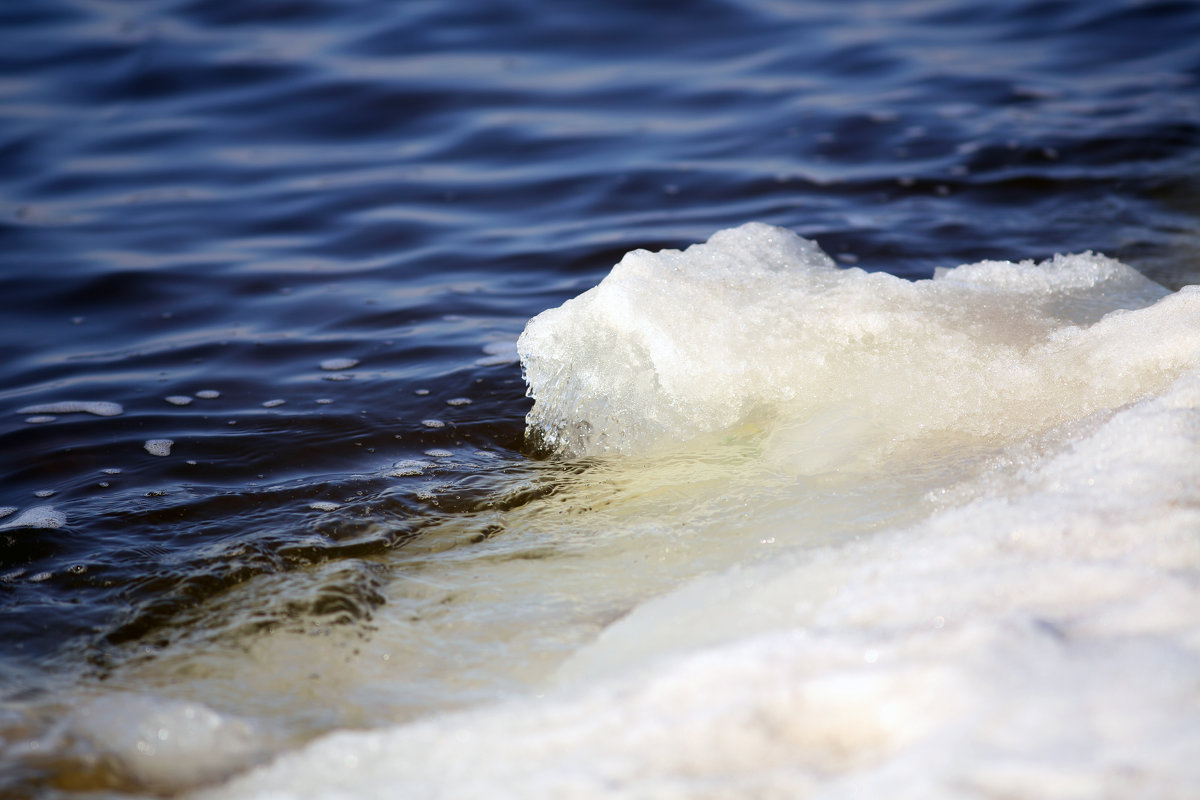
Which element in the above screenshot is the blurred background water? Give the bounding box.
[1,0,1198,796]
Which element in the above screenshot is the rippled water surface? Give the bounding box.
[1,0,1199,796]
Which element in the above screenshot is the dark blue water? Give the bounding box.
[1,0,1198,795]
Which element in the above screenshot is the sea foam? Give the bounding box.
[17,400,123,417]
[0,505,65,530]
[195,224,1199,799]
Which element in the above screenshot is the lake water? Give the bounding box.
[1,0,1199,797]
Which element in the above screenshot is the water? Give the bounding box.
[1,0,1198,797]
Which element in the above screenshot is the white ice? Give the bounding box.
[130,223,1200,799]
[69,695,276,793]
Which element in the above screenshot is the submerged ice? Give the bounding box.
[176,224,1200,797]
[68,695,275,793]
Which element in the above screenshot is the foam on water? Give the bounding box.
[385,460,428,476]
[319,358,359,371]
[17,401,123,418]
[144,439,174,457]
[0,505,65,531]
[180,224,1200,797]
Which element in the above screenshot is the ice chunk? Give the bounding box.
[164,226,1200,800]
[932,250,1168,323]
[69,694,272,794]
[519,222,1184,459]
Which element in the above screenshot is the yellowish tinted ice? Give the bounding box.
[201,369,1200,793]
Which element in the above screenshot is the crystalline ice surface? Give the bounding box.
[518,223,1179,460]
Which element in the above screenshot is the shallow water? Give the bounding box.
[1,0,1199,797]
